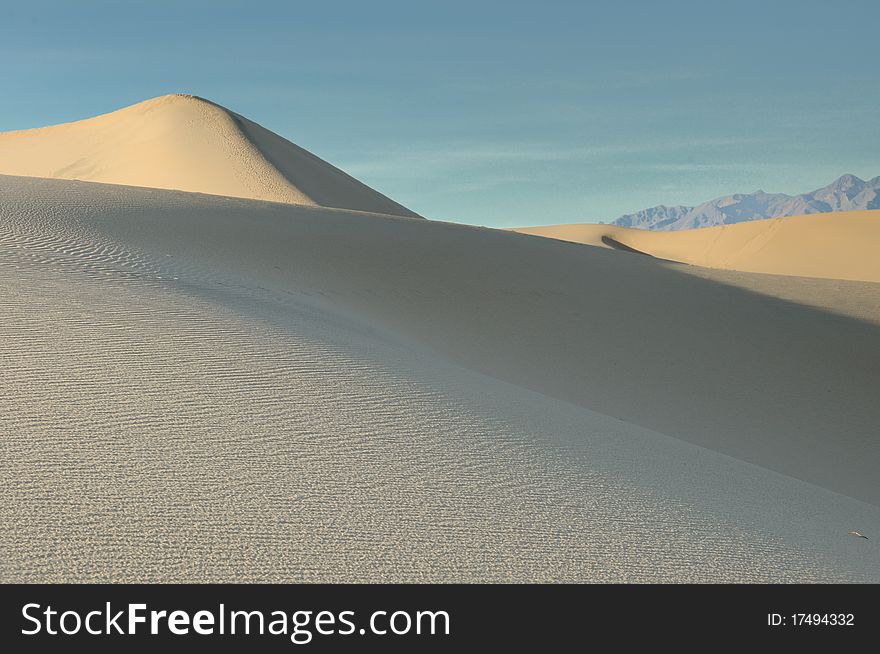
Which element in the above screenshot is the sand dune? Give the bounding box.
[2,173,879,582]
[0,94,419,217]
[513,210,880,282]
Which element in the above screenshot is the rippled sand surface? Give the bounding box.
[2,175,878,582]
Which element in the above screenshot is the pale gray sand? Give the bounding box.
[48,178,880,505]
[1,175,878,582]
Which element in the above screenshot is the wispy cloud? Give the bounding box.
[607,69,711,89]
[616,162,782,174]
[338,137,766,181]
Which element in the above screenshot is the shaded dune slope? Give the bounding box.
[5,174,880,505]
[2,175,879,581]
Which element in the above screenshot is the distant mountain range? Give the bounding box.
[611,174,880,230]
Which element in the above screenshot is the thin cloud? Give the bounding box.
[339,137,765,179]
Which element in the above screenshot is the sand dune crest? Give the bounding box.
[513,211,880,282]
[0,94,419,217]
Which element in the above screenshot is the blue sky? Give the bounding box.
[1,0,878,226]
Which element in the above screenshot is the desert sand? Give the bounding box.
[513,212,880,282]
[1,97,878,583]
[0,94,419,217]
